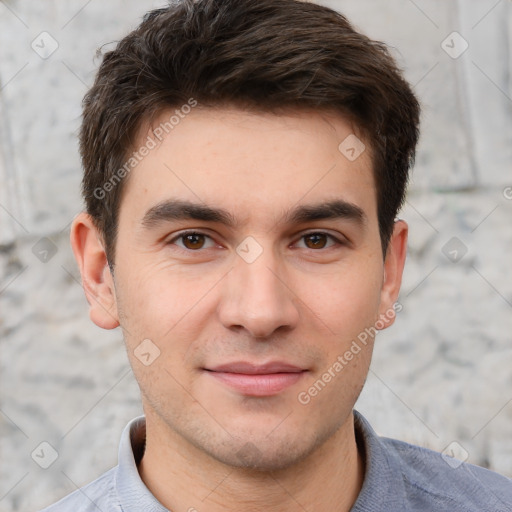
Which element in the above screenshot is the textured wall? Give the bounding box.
[0,1,511,511]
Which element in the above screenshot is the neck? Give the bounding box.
[138,411,364,511]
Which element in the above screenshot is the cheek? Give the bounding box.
[115,260,189,327]
[115,269,204,401]
[114,261,220,369]
[297,260,383,339]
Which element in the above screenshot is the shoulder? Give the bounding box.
[38,467,119,512]
[353,411,512,511]
[383,436,512,511]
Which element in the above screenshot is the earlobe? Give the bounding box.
[377,220,408,329]
[70,212,120,330]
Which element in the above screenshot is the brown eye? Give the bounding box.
[182,233,206,250]
[169,231,215,251]
[304,233,329,249]
[296,232,341,250]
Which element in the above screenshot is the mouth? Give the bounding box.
[203,361,308,397]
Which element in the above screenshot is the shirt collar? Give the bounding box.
[351,410,408,511]
[115,415,169,512]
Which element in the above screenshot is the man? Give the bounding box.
[41,0,512,510]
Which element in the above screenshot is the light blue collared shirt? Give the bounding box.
[39,411,512,511]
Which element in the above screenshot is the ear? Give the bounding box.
[377,220,408,329]
[70,212,119,329]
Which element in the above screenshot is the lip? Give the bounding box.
[204,361,307,396]
[207,361,305,374]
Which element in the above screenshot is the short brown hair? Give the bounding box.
[80,0,420,263]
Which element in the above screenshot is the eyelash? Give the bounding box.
[167,230,345,252]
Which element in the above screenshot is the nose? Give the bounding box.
[217,244,300,339]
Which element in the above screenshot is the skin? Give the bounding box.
[71,107,407,511]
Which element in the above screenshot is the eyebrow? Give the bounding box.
[141,198,366,230]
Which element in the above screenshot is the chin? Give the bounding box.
[214,444,308,472]
[203,425,336,473]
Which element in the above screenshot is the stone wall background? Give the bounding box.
[0,0,511,510]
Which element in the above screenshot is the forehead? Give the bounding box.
[120,107,377,228]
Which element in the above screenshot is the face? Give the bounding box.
[73,107,406,471]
